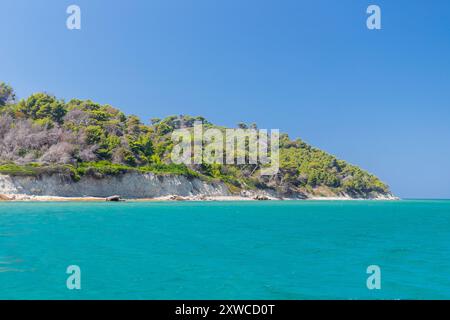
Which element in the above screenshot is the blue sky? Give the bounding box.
[1,0,449,198]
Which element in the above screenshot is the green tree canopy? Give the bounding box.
[0,82,16,107]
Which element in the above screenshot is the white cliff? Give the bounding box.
[0,173,230,199]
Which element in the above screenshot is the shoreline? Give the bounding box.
[0,194,400,202]
[0,173,398,202]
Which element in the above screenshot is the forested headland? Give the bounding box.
[0,82,391,199]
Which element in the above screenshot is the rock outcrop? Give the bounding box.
[0,172,397,201]
[0,173,230,199]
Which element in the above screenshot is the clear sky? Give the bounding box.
[1,0,449,198]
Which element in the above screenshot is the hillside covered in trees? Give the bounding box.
[0,82,391,199]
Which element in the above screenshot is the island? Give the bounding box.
[0,82,396,201]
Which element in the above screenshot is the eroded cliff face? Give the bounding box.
[0,173,398,200]
[0,173,230,198]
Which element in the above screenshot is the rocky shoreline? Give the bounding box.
[0,192,399,202]
[0,173,398,202]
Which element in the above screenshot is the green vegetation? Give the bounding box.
[0,82,391,197]
[0,83,15,107]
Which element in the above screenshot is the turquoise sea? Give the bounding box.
[1,200,450,300]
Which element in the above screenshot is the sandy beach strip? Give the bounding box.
[0,193,398,202]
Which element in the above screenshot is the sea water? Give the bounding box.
[1,200,450,299]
